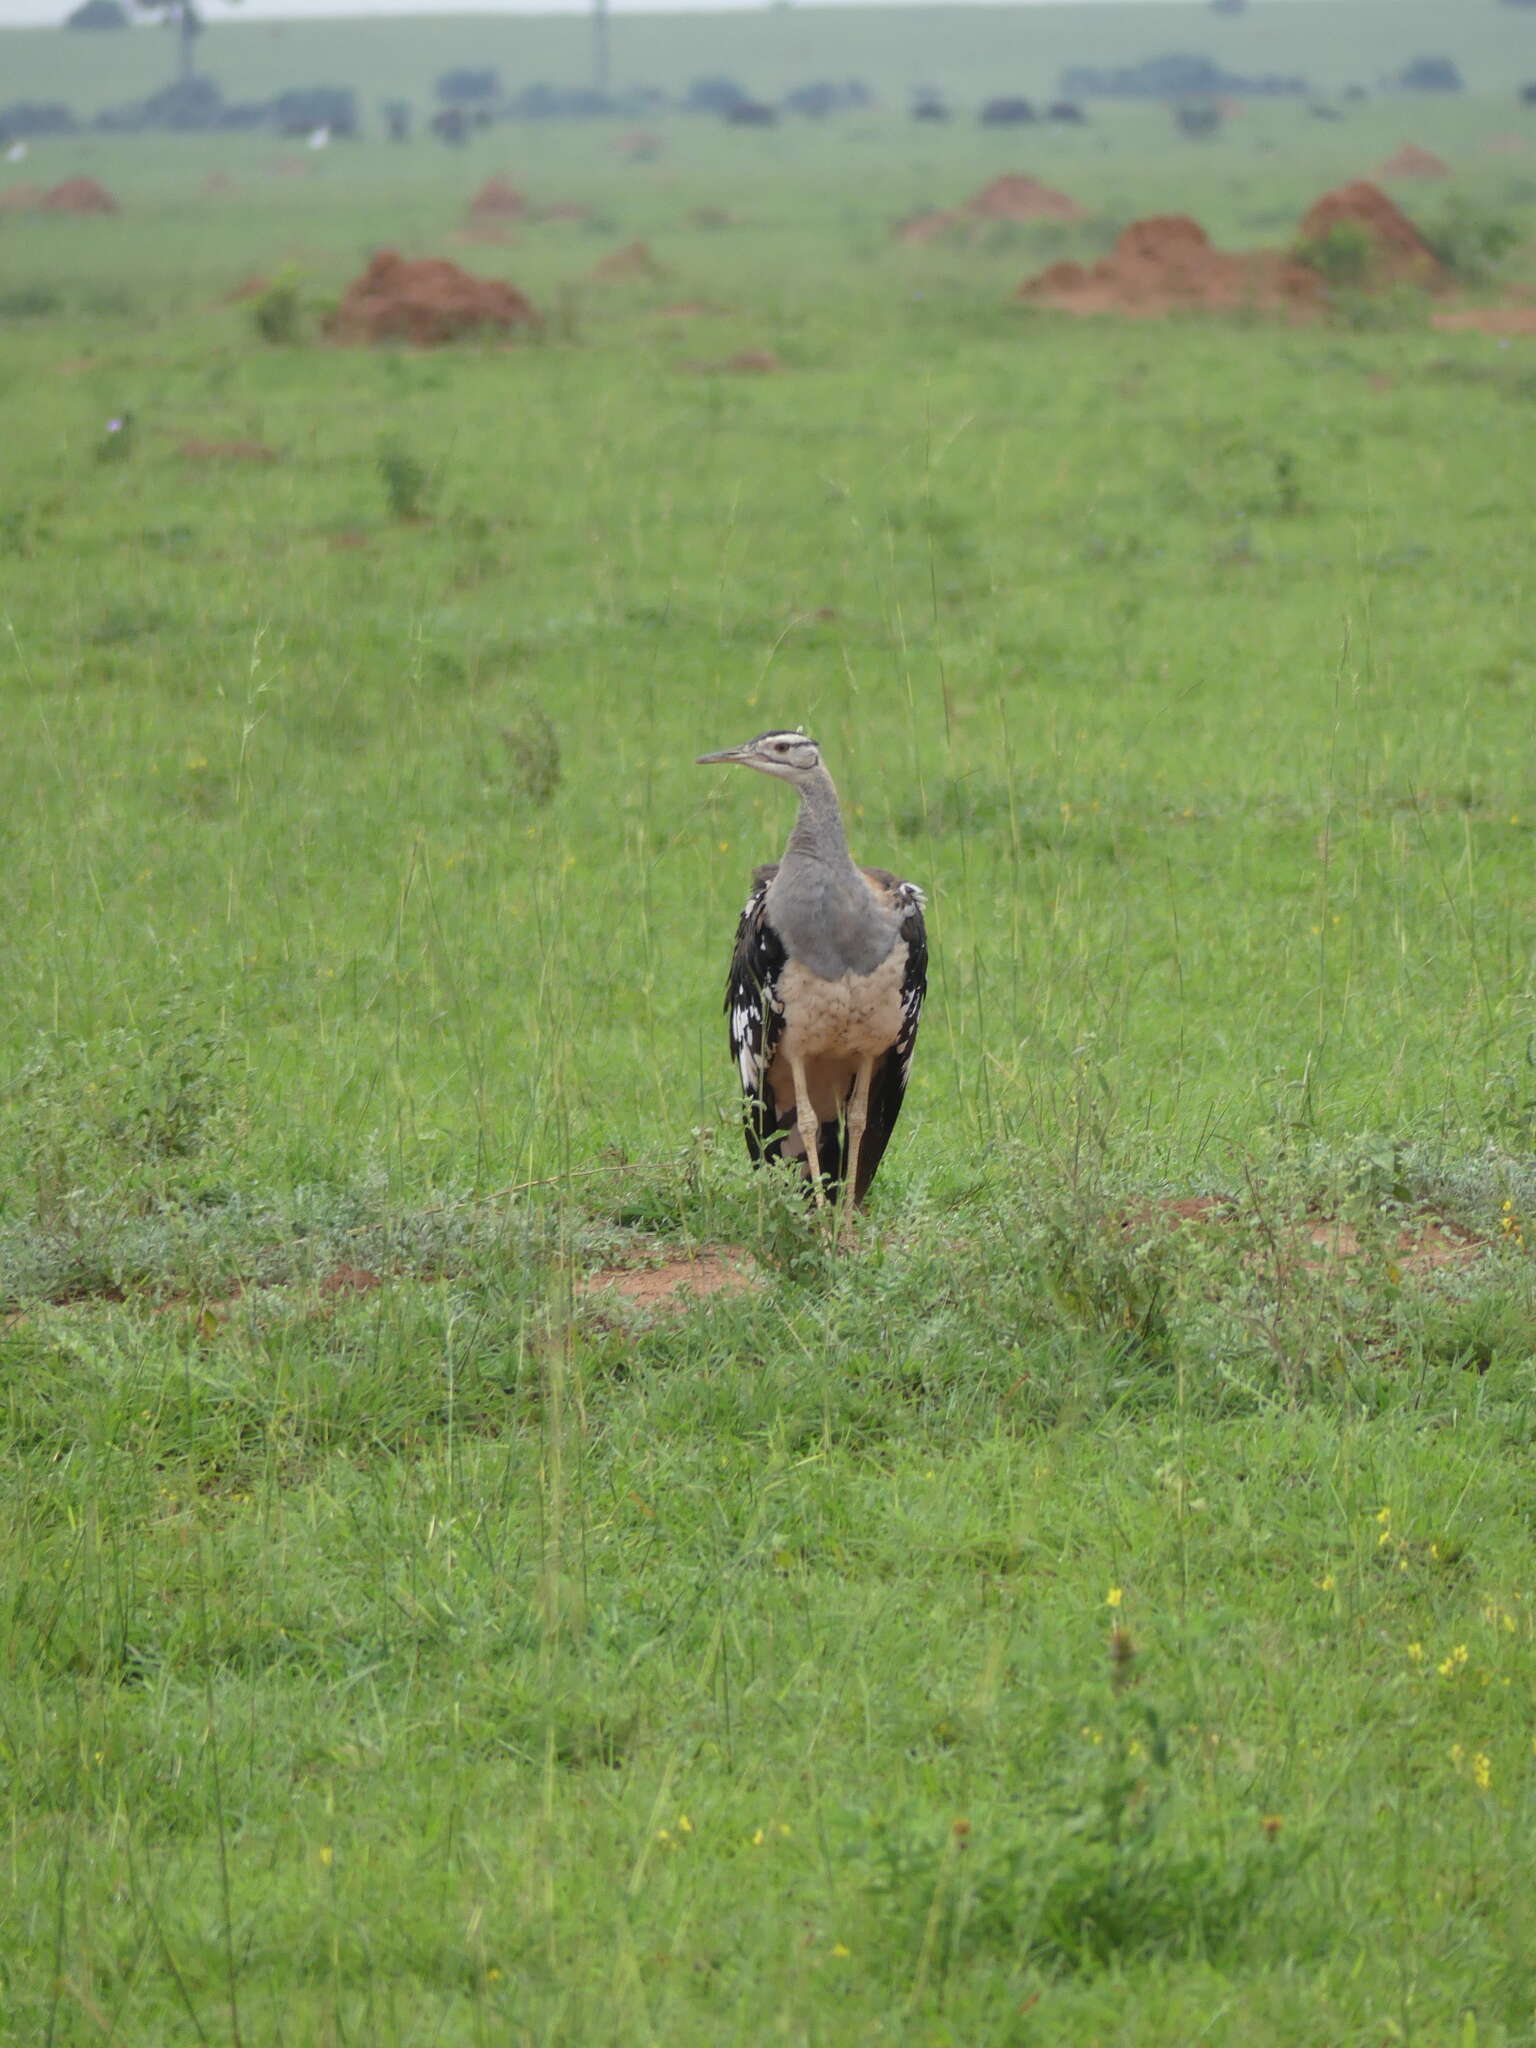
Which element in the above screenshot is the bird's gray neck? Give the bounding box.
[782,765,856,871]
[766,765,898,980]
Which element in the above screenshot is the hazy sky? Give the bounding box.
[3,0,1194,26]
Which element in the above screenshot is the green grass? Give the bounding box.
[3,53,1536,2043]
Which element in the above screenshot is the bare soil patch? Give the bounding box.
[653,299,729,319]
[1378,144,1451,180]
[224,274,271,302]
[1296,1214,1486,1276]
[0,182,44,212]
[895,176,1083,246]
[327,250,541,346]
[533,202,591,224]
[967,173,1084,222]
[450,223,517,248]
[180,438,279,462]
[1432,305,1536,337]
[892,209,959,245]
[40,178,119,215]
[1297,180,1445,286]
[1019,181,1445,321]
[1118,1194,1492,1283]
[318,1264,385,1298]
[1019,214,1321,320]
[581,1248,759,1312]
[682,348,786,374]
[467,176,525,220]
[590,239,670,283]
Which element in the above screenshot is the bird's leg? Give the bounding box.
[787,1052,826,1209]
[840,1056,876,1245]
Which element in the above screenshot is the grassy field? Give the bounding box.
[4,29,1536,2043]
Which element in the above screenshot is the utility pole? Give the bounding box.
[592,0,610,96]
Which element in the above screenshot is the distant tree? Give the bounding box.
[0,98,78,135]
[1398,56,1464,92]
[64,0,130,29]
[685,75,749,115]
[271,85,357,135]
[980,96,1036,126]
[141,74,222,126]
[1174,102,1224,138]
[436,68,500,104]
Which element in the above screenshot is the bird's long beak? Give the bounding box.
[695,745,751,766]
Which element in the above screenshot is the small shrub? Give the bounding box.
[1174,102,1223,139]
[499,704,561,808]
[377,437,432,521]
[1426,198,1521,282]
[0,285,62,318]
[1295,218,1373,286]
[252,277,303,345]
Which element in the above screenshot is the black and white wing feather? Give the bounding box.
[855,873,927,1201]
[723,865,790,1163]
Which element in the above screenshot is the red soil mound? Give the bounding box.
[589,238,670,283]
[966,173,1084,222]
[1019,214,1320,319]
[1432,305,1536,337]
[327,250,541,346]
[1379,144,1450,180]
[467,176,525,219]
[40,178,119,214]
[1297,181,1444,285]
[893,209,959,244]
[0,183,44,211]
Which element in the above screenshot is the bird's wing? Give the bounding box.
[724,865,790,1157]
[850,872,928,1202]
[889,878,928,1088]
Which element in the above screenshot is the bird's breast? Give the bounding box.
[774,942,910,1061]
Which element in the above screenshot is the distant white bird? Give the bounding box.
[5,141,28,164]
[307,126,330,151]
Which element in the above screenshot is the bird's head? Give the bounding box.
[695,729,822,785]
